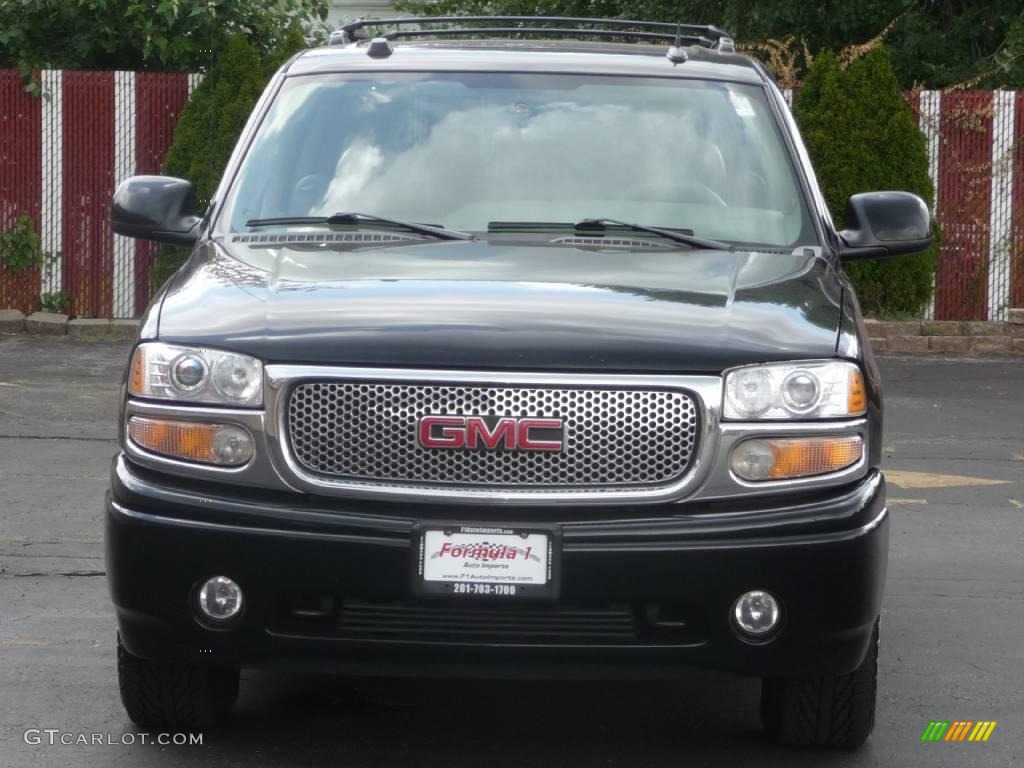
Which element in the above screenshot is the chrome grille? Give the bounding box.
[286,381,699,491]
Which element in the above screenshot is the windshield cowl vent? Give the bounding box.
[232,232,419,245]
[552,236,672,249]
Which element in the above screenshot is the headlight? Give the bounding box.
[723,361,865,420]
[129,343,263,407]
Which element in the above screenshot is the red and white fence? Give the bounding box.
[1,69,198,318]
[1,70,1023,320]
[911,90,1023,321]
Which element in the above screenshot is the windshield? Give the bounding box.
[219,72,814,248]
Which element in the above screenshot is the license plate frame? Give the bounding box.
[413,523,560,601]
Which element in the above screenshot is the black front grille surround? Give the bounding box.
[285,380,700,492]
[268,596,704,646]
[338,600,640,644]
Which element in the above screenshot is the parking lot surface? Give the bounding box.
[0,336,1021,767]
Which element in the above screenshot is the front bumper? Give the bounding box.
[107,456,888,679]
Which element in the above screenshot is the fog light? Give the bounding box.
[211,426,254,465]
[197,576,244,622]
[729,439,776,480]
[732,590,780,638]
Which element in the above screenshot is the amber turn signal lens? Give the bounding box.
[127,417,254,466]
[848,369,867,415]
[768,436,863,479]
[129,347,146,396]
[731,436,863,481]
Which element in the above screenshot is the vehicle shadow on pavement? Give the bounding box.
[130,671,873,767]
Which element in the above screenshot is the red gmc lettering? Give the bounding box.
[419,416,563,451]
[517,418,563,451]
[466,418,516,449]
[418,416,466,448]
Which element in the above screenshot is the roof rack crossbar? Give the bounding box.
[333,16,735,51]
[380,27,716,47]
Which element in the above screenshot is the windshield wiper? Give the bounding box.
[244,212,473,241]
[573,219,732,250]
[488,218,731,250]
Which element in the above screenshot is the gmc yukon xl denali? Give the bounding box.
[106,17,933,748]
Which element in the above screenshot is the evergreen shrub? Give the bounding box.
[153,29,306,288]
[795,47,938,317]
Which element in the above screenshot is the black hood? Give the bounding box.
[156,239,842,373]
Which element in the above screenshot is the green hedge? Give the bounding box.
[152,30,306,289]
[795,47,938,317]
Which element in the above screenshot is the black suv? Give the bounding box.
[107,17,932,748]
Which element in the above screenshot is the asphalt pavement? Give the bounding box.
[0,335,1021,767]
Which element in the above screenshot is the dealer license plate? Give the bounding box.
[415,525,558,599]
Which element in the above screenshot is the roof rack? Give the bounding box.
[329,16,736,54]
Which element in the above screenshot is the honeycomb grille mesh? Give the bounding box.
[286,381,698,490]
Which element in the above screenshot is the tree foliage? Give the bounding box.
[392,0,1024,89]
[152,30,308,288]
[795,47,937,316]
[0,0,327,91]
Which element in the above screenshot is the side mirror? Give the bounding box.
[111,176,201,246]
[838,191,932,261]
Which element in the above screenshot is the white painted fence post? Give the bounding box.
[988,90,1015,321]
[112,71,137,318]
[40,70,63,303]
[918,90,941,321]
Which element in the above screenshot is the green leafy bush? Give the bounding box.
[795,47,937,317]
[38,290,71,314]
[153,30,308,288]
[0,214,46,272]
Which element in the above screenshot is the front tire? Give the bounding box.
[117,638,239,728]
[760,620,879,748]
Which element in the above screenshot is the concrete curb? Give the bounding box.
[0,308,26,334]
[25,312,69,335]
[109,319,140,340]
[67,318,139,340]
[866,316,1024,356]
[1,312,139,340]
